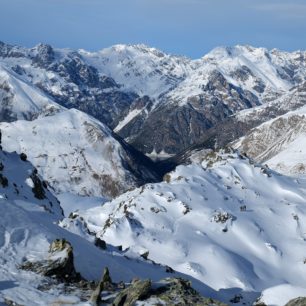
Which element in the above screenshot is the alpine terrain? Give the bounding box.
[0,41,306,305]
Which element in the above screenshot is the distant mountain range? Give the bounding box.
[1,41,305,158]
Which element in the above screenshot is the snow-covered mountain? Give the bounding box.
[234,101,306,177]
[0,107,160,199]
[91,45,306,155]
[162,80,306,168]
[0,41,141,129]
[0,51,160,201]
[80,44,191,98]
[2,40,306,305]
[1,41,305,156]
[0,146,218,305]
[0,63,63,121]
[63,149,306,305]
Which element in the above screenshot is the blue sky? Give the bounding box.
[0,0,305,58]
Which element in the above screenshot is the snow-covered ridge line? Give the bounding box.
[1,40,306,155]
[0,107,159,201]
[63,149,306,305]
[1,146,211,305]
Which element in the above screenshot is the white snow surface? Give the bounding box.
[162,45,305,105]
[0,148,216,305]
[257,284,306,306]
[0,65,63,120]
[79,44,192,98]
[57,192,107,217]
[0,108,142,197]
[114,107,145,133]
[65,151,306,305]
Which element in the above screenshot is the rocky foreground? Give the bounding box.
[18,238,226,306]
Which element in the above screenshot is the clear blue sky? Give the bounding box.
[0,0,305,58]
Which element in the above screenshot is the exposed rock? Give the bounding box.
[0,173,8,187]
[112,279,151,306]
[108,276,226,306]
[30,170,46,200]
[94,237,107,250]
[32,43,55,68]
[19,152,27,161]
[285,297,306,306]
[21,239,81,282]
[151,278,226,306]
[89,267,113,306]
[83,268,227,306]
[4,298,24,306]
[120,66,262,155]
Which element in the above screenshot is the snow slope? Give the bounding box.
[0,147,219,305]
[65,150,306,304]
[256,284,306,306]
[80,44,191,98]
[0,64,62,121]
[234,100,306,177]
[82,44,306,105]
[0,108,157,198]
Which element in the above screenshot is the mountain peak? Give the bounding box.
[204,45,270,60]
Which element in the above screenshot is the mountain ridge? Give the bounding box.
[1,41,305,157]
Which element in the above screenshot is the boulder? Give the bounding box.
[21,239,81,282]
[112,279,151,306]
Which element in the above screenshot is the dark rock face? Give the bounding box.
[123,72,260,155]
[0,42,143,129]
[51,55,104,88]
[0,41,27,58]
[33,51,141,128]
[160,81,306,169]
[0,173,8,187]
[111,131,164,182]
[30,170,46,200]
[32,44,55,68]
[230,65,254,82]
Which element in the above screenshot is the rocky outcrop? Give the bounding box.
[285,297,306,306]
[89,267,113,306]
[112,279,151,306]
[107,276,227,306]
[121,70,261,155]
[21,239,81,282]
[90,269,226,306]
[32,43,55,68]
[19,241,226,306]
